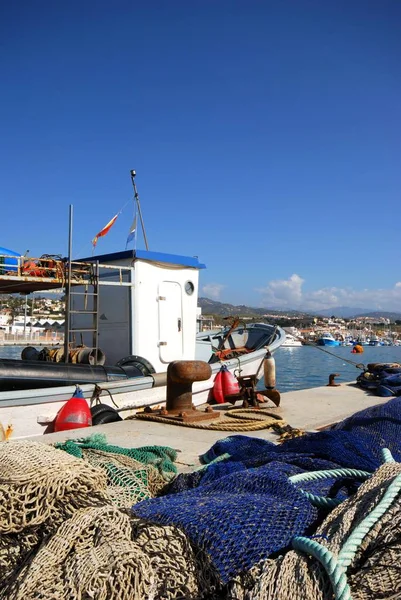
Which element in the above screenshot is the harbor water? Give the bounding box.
[1,344,401,393]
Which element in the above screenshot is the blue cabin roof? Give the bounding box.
[79,249,206,269]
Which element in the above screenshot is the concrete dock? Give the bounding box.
[32,381,387,470]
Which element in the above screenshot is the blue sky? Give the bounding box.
[1,1,400,311]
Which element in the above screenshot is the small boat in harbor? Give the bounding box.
[316,332,341,347]
[281,333,303,347]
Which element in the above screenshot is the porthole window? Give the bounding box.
[185,281,195,295]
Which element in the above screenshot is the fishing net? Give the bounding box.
[133,398,401,584]
[228,462,401,600]
[0,441,108,584]
[3,506,217,600]
[55,434,178,507]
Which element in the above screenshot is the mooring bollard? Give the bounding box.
[163,360,219,422]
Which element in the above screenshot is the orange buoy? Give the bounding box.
[352,344,364,354]
[54,387,92,432]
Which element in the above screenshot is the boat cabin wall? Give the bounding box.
[133,260,199,372]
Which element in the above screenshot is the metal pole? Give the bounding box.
[23,295,27,339]
[130,170,149,250]
[64,205,73,362]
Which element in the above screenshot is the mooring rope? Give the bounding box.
[288,331,366,370]
[136,408,288,432]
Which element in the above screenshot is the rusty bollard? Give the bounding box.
[164,360,220,423]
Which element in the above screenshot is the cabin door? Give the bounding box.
[158,281,183,363]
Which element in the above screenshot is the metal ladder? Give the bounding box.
[63,261,100,364]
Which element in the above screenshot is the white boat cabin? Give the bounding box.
[71,250,206,371]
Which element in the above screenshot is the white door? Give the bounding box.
[158,281,183,363]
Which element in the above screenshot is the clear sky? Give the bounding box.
[1,1,400,311]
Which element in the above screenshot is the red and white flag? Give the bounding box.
[92,213,119,248]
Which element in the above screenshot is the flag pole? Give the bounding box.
[130,170,149,251]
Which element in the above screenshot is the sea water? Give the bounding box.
[273,345,401,392]
[1,344,401,393]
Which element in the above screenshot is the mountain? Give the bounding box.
[198,297,310,318]
[315,307,401,319]
[198,299,401,321]
[315,307,371,318]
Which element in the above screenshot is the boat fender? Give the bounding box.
[221,367,240,398]
[115,355,156,376]
[210,366,226,404]
[91,403,123,426]
[21,346,40,361]
[263,351,276,389]
[54,386,92,432]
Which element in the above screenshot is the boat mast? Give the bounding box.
[130,170,149,251]
[63,204,73,363]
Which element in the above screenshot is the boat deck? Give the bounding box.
[29,382,387,470]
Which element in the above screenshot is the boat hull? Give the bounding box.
[317,339,341,347]
[0,323,285,439]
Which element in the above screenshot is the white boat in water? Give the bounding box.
[0,248,285,438]
[281,334,303,347]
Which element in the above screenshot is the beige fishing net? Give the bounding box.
[0,441,108,585]
[229,462,401,600]
[0,441,216,600]
[3,506,213,600]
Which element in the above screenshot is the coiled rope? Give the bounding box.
[292,448,401,600]
[136,408,287,432]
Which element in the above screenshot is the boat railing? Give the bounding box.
[0,254,134,294]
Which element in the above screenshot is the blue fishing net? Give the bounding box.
[133,397,401,583]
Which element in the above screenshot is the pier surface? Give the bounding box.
[30,382,387,470]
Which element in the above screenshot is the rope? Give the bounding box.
[289,331,366,370]
[136,408,287,432]
[292,448,401,600]
[290,468,371,508]
[381,447,395,463]
[338,470,401,568]
[292,537,351,600]
[290,468,371,484]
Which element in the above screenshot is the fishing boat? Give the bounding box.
[0,248,285,438]
[316,332,341,347]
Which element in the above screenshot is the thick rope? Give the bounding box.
[339,470,401,568]
[289,469,371,508]
[136,408,287,431]
[292,448,401,600]
[292,537,351,600]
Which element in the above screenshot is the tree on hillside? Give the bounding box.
[6,297,24,325]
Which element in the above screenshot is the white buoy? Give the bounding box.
[263,351,276,389]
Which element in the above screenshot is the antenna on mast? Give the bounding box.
[130,170,149,251]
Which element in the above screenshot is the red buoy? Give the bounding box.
[54,387,92,432]
[221,366,240,397]
[209,365,240,404]
[210,367,225,404]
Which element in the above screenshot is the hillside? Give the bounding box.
[198,297,310,318]
[316,307,401,320]
[199,298,401,321]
